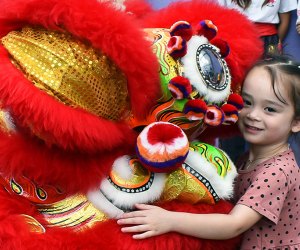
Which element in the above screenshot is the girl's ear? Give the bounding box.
[291,118,300,133]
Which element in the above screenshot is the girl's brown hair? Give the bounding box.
[251,55,300,142]
[257,55,300,119]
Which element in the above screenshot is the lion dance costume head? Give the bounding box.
[0,0,262,249]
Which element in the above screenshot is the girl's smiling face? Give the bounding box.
[238,66,298,147]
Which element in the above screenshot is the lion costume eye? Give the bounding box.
[196,44,229,91]
[181,36,231,104]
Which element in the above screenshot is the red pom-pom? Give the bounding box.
[168,76,192,99]
[204,105,224,126]
[211,38,230,58]
[170,21,193,41]
[167,36,187,59]
[221,104,238,125]
[195,20,217,41]
[183,99,207,121]
[227,93,244,110]
[147,123,182,144]
[136,122,189,173]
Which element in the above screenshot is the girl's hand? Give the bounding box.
[117,204,174,239]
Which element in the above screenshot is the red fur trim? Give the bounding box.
[0,47,137,189]
[0,47,138,153]
[0,195,240,249]
[141,0,263,91]
[0,0,160,152]
[211,38,230,58]
[0,130,135,192]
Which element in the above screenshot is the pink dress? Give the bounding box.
[235,149,300,249]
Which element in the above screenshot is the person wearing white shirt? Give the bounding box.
[217,0,297,57]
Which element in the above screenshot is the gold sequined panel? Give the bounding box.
[1,27,129,120]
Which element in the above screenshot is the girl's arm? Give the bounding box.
[118,203,262,240]
[278,12,292,42]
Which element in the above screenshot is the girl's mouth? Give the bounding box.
[244,124,263,132]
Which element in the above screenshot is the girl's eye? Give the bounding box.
[243,99,251,106]
[265,107,276,113]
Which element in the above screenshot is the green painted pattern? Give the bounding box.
[190,141,231,177]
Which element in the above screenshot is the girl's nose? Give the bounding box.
[246,109,261,121]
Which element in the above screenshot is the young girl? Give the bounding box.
[117,55,300,249]
[217,0,297,57]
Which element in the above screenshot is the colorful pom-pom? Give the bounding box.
[183,99,207,121]
[204,105,224,126]
[221,104,238,125]
[170,21,193,41]
[168,76,192,99]
[136,122,189,173]
[211,38,230,58]
[195,20,217,41]
[227,93,244,110]
[167,36,187,59]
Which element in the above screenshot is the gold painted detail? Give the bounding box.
[0,175,107,232]
[37,194,107,232]
[1,27,129,120]
[109,158,152,189]
[21,214,46,234]
[0,175,66,204]
[161,168,186,201]
[161,167,216,205]
[144,28,183,100]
